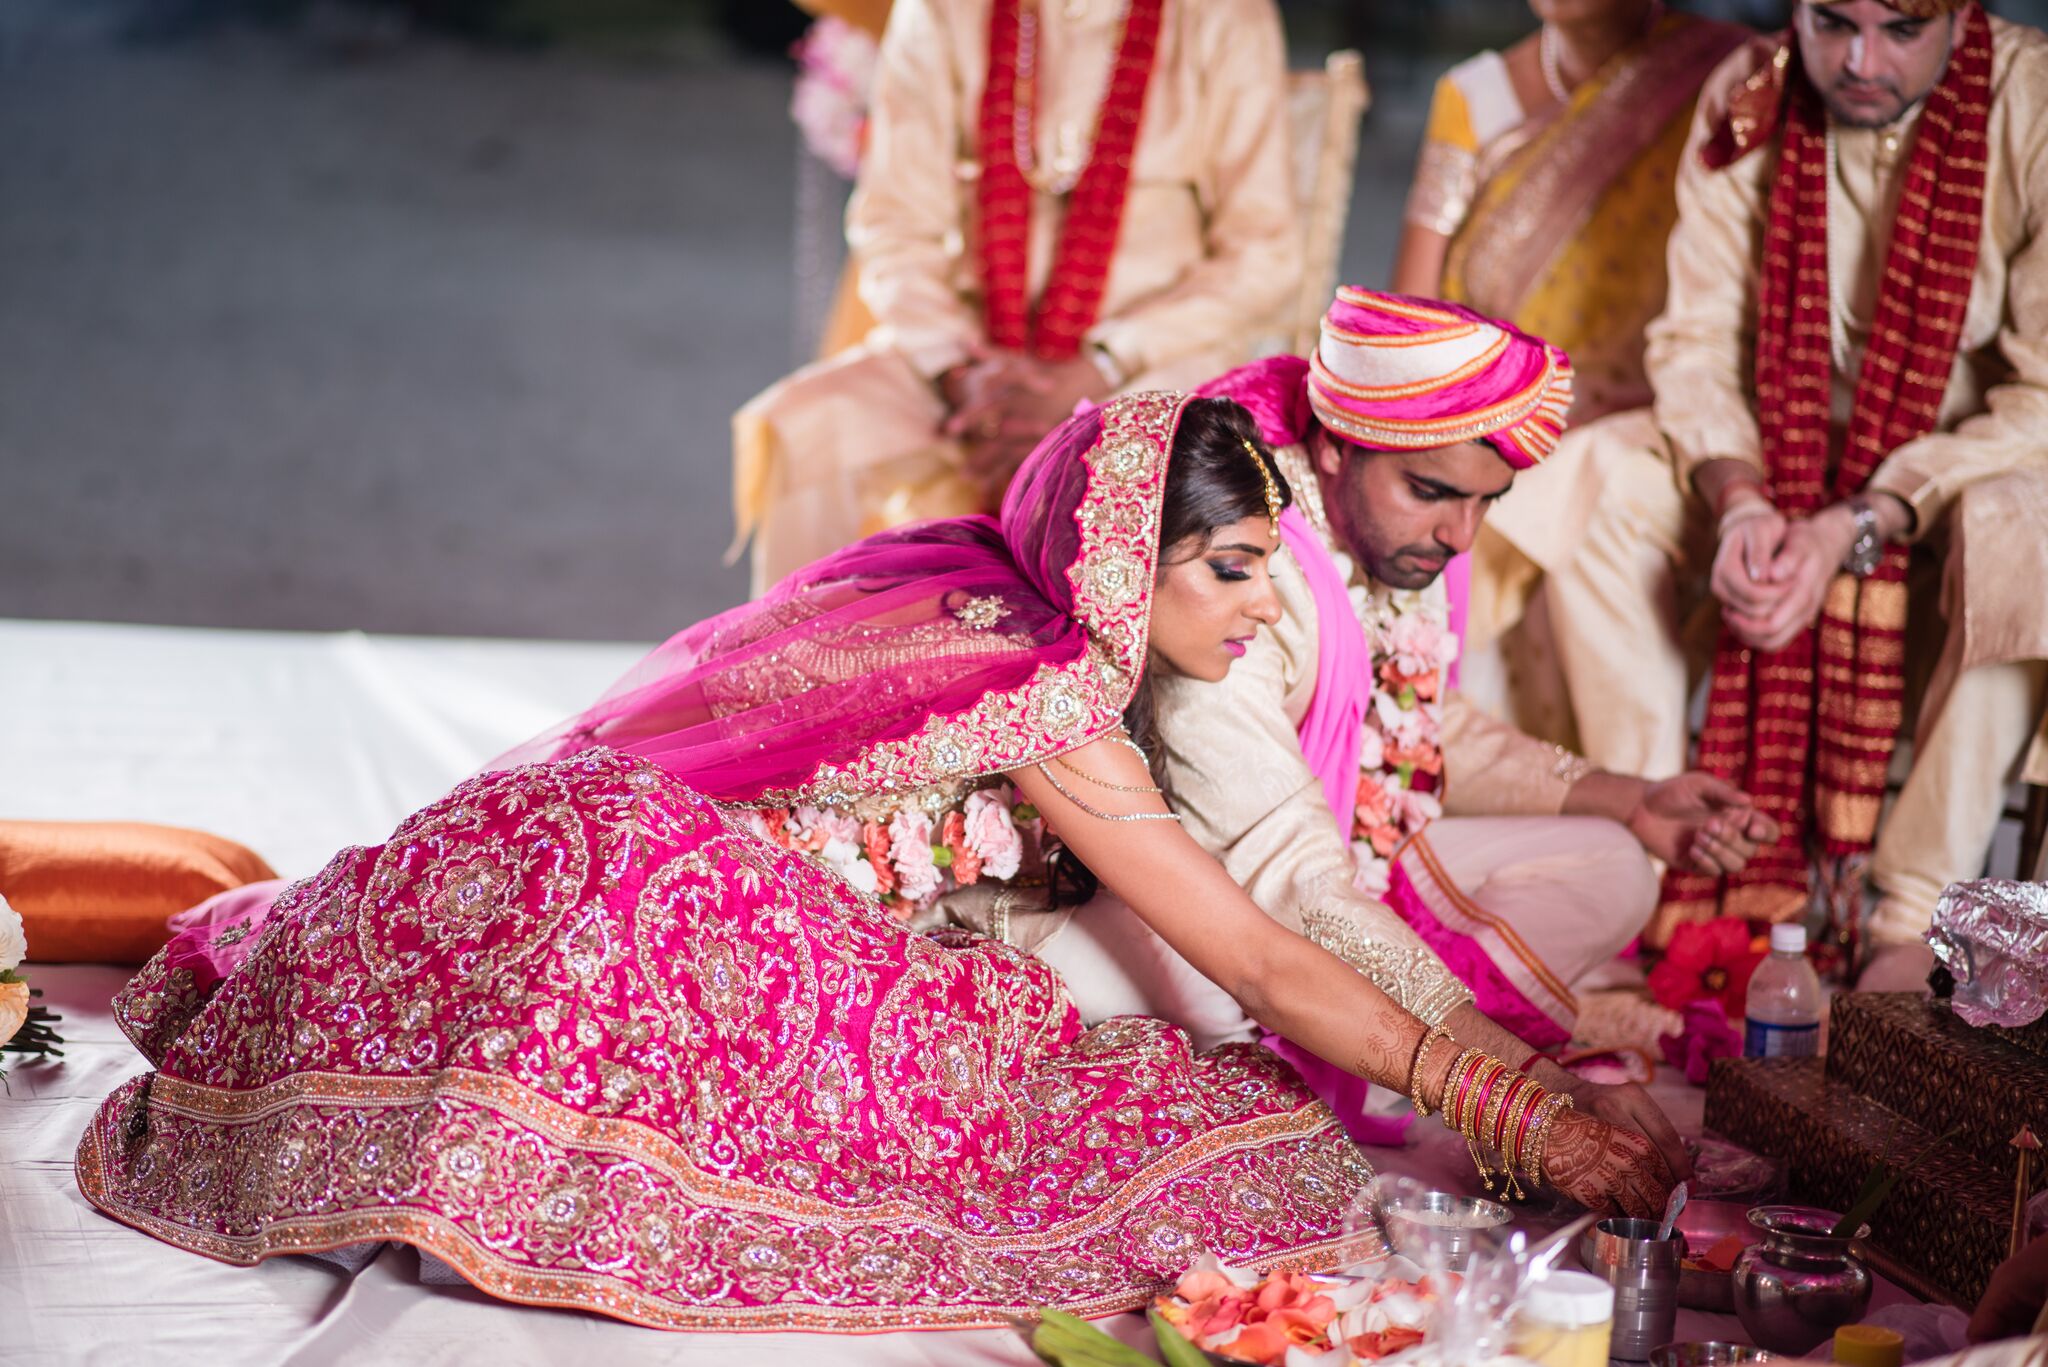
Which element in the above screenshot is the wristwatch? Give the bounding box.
[1841,495,1883,577]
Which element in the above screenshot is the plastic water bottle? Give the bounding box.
[1744,923,1822,1059]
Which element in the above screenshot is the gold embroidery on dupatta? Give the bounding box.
[748,392,1185,810]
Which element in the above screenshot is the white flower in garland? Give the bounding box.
[0,894,25,975]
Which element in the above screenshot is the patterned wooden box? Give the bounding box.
[1826,992,2048,1184]
[1704,1056,2015,1306]
[1986,1011,2048,1064]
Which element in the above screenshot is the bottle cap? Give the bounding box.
[1520,1270,1613,1327]
[1833,1323,1904,1367]
[1770,923,1807,955]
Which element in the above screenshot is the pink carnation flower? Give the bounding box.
[794,804,861,852]
[1388,785,1442,832]
[1387,611,1458,678]
[962,791,1024,881]
[887,810,943,904]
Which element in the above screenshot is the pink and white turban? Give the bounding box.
[1306,288,1574,470]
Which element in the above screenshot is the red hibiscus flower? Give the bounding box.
[1648,917,1766,1017]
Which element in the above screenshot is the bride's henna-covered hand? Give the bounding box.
[1541,1108,1676,1219]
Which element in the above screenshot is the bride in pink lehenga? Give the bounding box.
[76,394,1672,1332]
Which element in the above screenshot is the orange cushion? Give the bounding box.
[0,820,278,964]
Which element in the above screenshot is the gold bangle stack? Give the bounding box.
[1406,1024,1454,1119]
[1436,1047,1571,1201]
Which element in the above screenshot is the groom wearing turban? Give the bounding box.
[1034,289,1773,1167]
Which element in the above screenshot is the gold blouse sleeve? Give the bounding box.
[1404,75,1480,237]
[1151,551,1475,1027]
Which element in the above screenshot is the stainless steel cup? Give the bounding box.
[1580,1217,1686,1361]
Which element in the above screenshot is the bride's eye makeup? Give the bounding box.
[1207,559,1251,582]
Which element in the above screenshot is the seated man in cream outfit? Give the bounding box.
[1527,1,2048,982]
[1037,290,1778,1156]
[731,0,1303,595]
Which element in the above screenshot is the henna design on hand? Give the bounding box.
[1542,1110,1676,1219]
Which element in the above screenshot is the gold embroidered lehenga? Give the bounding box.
[75,395,1379,1331]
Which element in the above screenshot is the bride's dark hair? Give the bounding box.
[1046,396,1289,908]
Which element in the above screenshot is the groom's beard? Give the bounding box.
[1369,543,1451,591]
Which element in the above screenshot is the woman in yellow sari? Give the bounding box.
[1389,0,1748,746]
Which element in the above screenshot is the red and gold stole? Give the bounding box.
[1662,5,1992,925]
[975,0,1165,359]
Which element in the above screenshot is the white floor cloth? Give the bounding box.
[0,618,1910,1364]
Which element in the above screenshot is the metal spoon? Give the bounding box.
[1655,1181,1689,1243]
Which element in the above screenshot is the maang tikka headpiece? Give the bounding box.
[1242,438,1283,534]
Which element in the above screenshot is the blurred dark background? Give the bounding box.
[3,0,2038,641]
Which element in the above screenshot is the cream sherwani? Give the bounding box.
[732,0,1303,594]
[1036,447,1658,1049]
[1533,19,2048,941]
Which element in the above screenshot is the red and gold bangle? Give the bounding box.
[1474,1065,1507,1147]
[1491,1075,1531,1153]
[1479,1072,1514,1154]
[1446,1050,1487,1134]
[1511,1081,1547,1162]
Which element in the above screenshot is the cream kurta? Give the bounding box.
[1535,19,2048,938]
[733,0,1302,592]
[1649,21,2048,537]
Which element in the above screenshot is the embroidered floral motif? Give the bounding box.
[83,753,1379,1331]
[953,595,1006,630]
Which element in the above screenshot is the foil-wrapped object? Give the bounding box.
[1927,879,2048,1028]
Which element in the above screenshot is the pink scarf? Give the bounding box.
[1280,506,1369,832]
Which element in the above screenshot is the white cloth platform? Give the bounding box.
[0,619,1914,1363]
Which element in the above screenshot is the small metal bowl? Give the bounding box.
[1380,1190,1511,1271]
[1647,1342,1777,1367]
[1674,1199,1760,1313]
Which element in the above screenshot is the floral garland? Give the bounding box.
[745,784,1046,920]
[1349,588,1458,893]
[790,17,879,180]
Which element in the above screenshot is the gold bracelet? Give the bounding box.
[1406,1025,1454,1119]
[1497,1081,1546,1200]
[1525,1092,1575,1187]
[1460,1057,1522,1196]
